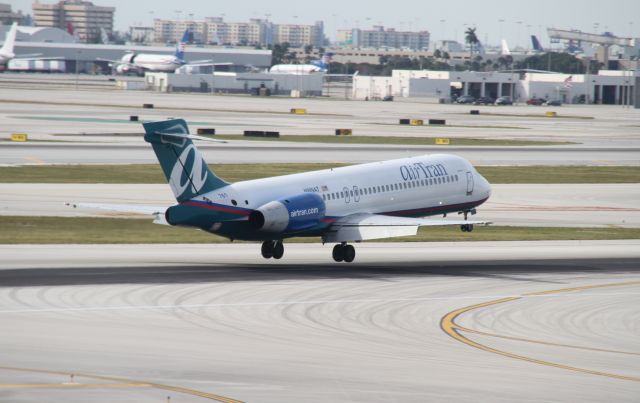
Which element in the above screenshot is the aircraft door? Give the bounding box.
[466,171,474,195]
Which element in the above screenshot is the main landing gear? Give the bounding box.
[261,240,284,259]
[332,243,355,263]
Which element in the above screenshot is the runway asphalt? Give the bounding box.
[2,141,640,165]
[2,183,639,228]
[1,242,639,402]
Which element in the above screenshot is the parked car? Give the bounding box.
[544,99,562,106]
[526,97,547,105]
[473,96,495,105]
[495,96,513,105]
[455,95,476,104]
[382,95,394,101]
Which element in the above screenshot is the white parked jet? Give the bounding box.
[75,119,491,262]
[269,53,332,74]
[103,30,225,75]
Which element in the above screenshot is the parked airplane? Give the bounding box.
[269,53,332,74]
[73,119,491,262]
[103,30,224,75]
[1,22,59,69]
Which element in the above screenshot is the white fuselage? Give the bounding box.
[195,154,491,218]
[269,64,325,74]
[119,53,183,73]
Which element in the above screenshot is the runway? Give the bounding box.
[2,141,640,165]
[1,242,639,402]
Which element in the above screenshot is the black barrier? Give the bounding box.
[129,115,139,121]
[143,103,154,109]
[335,129,353,135]
[197,128,216,135]
[399,119,410,125]
[470,110,480,115]
[429,119,446,125]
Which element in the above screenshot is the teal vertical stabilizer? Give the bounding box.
[143,119,228,202]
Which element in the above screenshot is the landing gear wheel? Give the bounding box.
[460,224,474,232]
[332,244,344,262]
[343,245,355,263]
[261,240,274,259]
[272,241,284,259]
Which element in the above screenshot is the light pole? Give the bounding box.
[440,19,446,41]
[498,19,505,44]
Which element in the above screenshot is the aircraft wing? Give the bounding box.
[66,202,169,225]
[186,61,233,67]
[323,213,490,243]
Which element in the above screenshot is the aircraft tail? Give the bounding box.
[1,22,17,57]
[175,29,189,60]
[312,52,333,70]
[531,35,544,52]
[500,39,511,55]
[143,119,229,202]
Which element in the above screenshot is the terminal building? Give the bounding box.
[353,69,637,105]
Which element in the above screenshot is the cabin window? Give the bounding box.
[455,174,459,181]
[350,190,353,197]
[231,199,237,206]
[340,191,344,198]
[322,194,326,200]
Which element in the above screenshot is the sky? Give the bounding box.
[12,0,640,48]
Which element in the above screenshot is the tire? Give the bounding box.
[272,241,284,259]
[468,224,474,232]
[343,245,355,263]
[460,225,468,232]
[332,244,344,262]
[261,241,273,259]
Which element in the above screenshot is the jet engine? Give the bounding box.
[249,193,326,233]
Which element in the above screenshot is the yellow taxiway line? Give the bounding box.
[440,280,640,382]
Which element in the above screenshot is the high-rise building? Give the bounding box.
[205,17,268,46]
[273,21,323,48]
[152,17,323,48]
[0,3,27,25]
[32,0,114,43]
[349,26,430,50]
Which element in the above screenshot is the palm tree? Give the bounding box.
[464,27,479,61]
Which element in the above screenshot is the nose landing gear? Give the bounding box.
[460,224,474,232]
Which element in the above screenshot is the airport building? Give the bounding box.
[144,71,323,96]
[32,0,114,44]
[352,69,637,105]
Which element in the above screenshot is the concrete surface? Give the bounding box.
[0,242,639,402]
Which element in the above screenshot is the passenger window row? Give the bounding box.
[321,174,460,201]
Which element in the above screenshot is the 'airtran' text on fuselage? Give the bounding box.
[399,163,448,181]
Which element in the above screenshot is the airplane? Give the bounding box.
[72,119,492,263]
[1,22,59,70]
[269,52,333,74]
[102,30,224,75]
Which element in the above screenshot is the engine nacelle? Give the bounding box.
[249,193,326,233]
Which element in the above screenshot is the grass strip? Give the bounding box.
[1,217,639,244]
[0,164,638,184]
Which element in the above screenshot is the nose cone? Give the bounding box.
[476,173,492,200]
